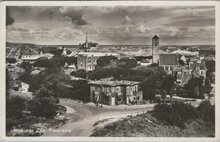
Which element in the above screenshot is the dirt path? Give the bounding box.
[42,99,154,137]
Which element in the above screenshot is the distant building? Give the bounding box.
[172,49,199,57]
[159,54,178,74]
[21,52,53,63]
[79,35,99,52]
[189,60,207,78]
[152,35,160,64]
[77,52,120,71]
[89,80,143,105]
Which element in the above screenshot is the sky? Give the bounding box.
[6,6,215,45]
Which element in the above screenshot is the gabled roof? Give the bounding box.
[152,35,159,39]
[159,54,178,65]
[89,80,140,87]
[189,61,206,70]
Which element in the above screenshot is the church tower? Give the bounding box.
[84,34,89,52]
[152,35,160,64]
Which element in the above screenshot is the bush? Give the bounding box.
[75,69,87,78]
[6,58,17,64]
[30,87,58,118]
[97,56,118,67]
[197,101,215,125]
[118,58,137,68]
[6,96,27,131]
[152,102,200,128]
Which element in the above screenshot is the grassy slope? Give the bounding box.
[91,113,215,137]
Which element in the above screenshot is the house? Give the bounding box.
[89,80,143,105]
[77,52,120,71]
[21,52,54,63]
[189,60,207,78]
[159,54,178,74]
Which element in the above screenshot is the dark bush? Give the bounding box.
[197,101,215,125]
[6,58,17,64]
[30,87,58,118]
[152,102,200,128]
[75,69,87,78]
[97,56,118,67]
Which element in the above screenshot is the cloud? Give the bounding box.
[6,7,14,26]
[59,7,88,26]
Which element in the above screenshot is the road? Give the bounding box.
[42,99,154,137]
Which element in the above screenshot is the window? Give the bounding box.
[107,87,110,92]
[137,96,140,101]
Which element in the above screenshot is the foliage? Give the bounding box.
[183,76,205,98]
[118,58,137,68]
[205,60,215,72]
[152,102,200,128]
[19,61,32,84]
[96,56,118,67]
[6,96,27,130]
[6,58,17,64]
[140,67,166,100]
[160,75,175,95]
[29,68,70,92]
[30,87,58,118]
[197,101,215,124]
[70,71,76,76]
[134,56,152,61]
[69,80,90,102]
[178,59,185,66]
[88,66,129,80]
[75,69,87,78]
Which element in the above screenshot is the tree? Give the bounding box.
[6,58,16,64]
[184,76,205,98]
[30,87,58,118]
[160,75,175,95]
[178,59,185,66]
[33,58,50,68]
[118,58,137,68]
[75,69,87,78]
[97,56,118,67]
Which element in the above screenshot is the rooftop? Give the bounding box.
[89,80,140,87]
[189,61,207,70]
[159,54,178,65]
[77,52,119,57]
[152,35,159,39]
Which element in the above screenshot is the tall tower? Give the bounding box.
[85,34,89,52]
[152,35,160,64]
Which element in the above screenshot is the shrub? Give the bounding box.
[6,96,27,131]
[197,101,215,125]
[75,69,87,78]
[152,102,200,128]
[97,56,118,67]
[30,87,58,118]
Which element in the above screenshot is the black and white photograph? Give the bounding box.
[2,1,218,139]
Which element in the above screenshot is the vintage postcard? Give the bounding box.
[0,1,219,141]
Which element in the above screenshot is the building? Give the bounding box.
[79,35,99,52]
[77,52,120,71]
[89,80,143,105]
[159,54,178,74]
[21,52,54,63]
[152,35,160,64]
[189,60,207,78]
